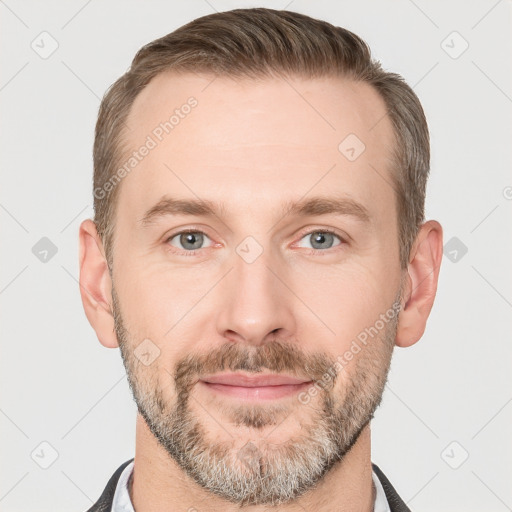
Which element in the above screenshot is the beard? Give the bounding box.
[112,285,401,507]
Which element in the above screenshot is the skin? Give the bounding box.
[79,72,443,511]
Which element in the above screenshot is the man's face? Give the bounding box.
[111,72,403,505]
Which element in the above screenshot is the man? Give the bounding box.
[79,7,442,512]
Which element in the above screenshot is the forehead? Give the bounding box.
[117,71,396,226]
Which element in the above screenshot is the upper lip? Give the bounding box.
[200,372,312,387]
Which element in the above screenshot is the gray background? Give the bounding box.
[1,1,511,511]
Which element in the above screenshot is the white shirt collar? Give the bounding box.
[373,466,392,512]
[111,461,135,512]
[112,461,391,512]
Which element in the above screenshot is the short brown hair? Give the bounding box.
[93,7,430,270]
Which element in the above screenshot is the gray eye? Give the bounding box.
[181,233,203,250]
[169,232,211,251]
[299,231,342,250]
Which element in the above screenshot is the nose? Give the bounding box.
[214,247,297,346]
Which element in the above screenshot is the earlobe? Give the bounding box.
[395,220,443,348]
[78,219,119,349]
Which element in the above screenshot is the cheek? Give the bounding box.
[294,261,392,343]
[115,261,211,354]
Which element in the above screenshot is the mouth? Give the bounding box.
[199,372,313,401]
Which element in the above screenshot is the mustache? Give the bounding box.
[174,340,337,393]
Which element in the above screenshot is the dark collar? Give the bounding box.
[372,463,411,512]
[86,458,134,512]
[87,459,411,512]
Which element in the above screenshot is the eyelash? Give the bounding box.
[164,228,347,257]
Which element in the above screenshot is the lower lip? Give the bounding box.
[200,381,312,400]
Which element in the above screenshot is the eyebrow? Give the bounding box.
[139,194,371,227]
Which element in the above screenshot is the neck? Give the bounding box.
[130,414,375,512]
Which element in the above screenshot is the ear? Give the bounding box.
[395,220,443,348]
[78,219,119,348]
